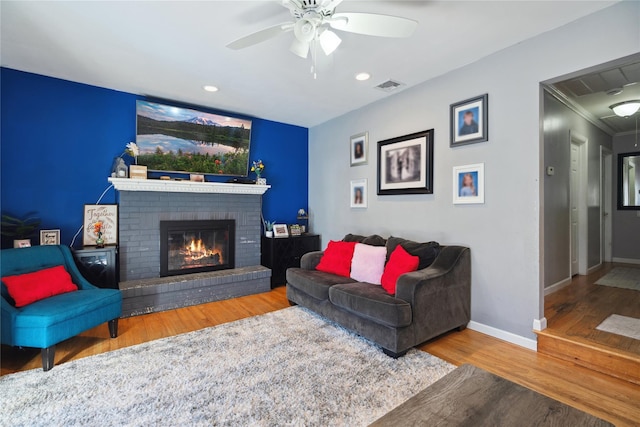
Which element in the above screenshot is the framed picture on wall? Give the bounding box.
[40,229,61,245]
[450,94,488,147]
[83,204,118,246]
[453,163,485,204]
[350,179,368,208]
[350,132,369,166]
[377,129,434,195]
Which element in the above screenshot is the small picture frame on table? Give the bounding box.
[350,179,368,208]
[272,224,289,238]
[450,94,488,147]
[289,224,302,236]
[453,163,485,205]
[40,229,61,245]
[350,132,369,166]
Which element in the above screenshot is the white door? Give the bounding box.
[601,149,613,263]
[570,144,579,276]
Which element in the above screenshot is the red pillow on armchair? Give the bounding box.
[2,265,78,307]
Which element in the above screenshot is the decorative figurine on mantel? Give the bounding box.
[251,160,267,185]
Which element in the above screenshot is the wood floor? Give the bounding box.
[537,263,640,384]
[2,286,639,426]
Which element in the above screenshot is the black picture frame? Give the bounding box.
[617,150,640,210]
[450,94,488,147]
[377,129,434,195]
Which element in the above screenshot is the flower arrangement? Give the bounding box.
[124,142,139,164]
[251,160,265,178]
[94,221,105,247]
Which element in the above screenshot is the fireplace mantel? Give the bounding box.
[108,177,270,195]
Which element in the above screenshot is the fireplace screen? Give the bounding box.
[160,220,235,277]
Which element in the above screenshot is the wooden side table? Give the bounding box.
[72,246,119,289]
[261,234,320,287]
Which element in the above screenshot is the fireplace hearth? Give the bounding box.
[160,220,235,277]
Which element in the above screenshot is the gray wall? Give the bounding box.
[543,92,613,288]
[308,2,639,341]
[612,133,640,261]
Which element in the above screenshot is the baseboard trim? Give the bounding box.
[532,317,547,331]
[467,321,537,351]
[544,277,571,295]
[587,263,602,274]
[612,257,640,265]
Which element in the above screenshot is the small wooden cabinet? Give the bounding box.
[72,246,119,289]
[261,234,320,287]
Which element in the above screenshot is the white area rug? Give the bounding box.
[0,306,454,427]
[595,267,640,291]
[596,314,640,341]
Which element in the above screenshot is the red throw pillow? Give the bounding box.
[316,240,357,277]
[2,265,78,307]
[381,245,419,295]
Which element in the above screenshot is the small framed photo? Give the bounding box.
[129,165,148,179]
[190,173,205,182]
[83,204,119,246]
[450,94,488,147]
[377,129,434,195]
[272,224,289,238]
[350,132,369,166]
[350,179,368,208]
[40,229,61,245]
[289,224,302,236]
[453,163,485,204]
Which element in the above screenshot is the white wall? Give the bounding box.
[613,133,640,262]
[543,92,613,289]
[309,2,640,344]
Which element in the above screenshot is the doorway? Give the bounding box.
[570,132,587,276]
[601,147,613,263]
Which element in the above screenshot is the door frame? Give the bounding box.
[600,146,613,263]
[570,131,588,276]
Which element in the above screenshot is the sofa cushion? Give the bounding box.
[2,265,78,308]
[316,240,357,277]
[386,237,440,270]
[343,234,387,247]
[381,245,420,295]
[329,282,412,328]
[350,243,387,285]
[287,268,356,301]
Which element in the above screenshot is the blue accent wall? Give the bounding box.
[1,68,308,247]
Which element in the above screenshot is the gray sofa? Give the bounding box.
[286,236,471,357]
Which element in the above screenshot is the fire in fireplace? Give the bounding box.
[160,220,235,277]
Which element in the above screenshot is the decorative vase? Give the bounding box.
[256,177,267,185]
[265,231,273,238]
[95,235,105,248]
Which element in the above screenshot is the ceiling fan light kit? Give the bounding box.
[227,0,418,78]
[610,100,640,117]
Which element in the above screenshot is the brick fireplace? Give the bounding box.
[109,178,271,317]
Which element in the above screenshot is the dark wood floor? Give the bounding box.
[2,286,639,426]
[544,262,640,356]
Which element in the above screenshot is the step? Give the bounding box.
[536,329,640,386]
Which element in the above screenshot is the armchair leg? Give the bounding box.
[41,346,55,371]
[108,319,119,338]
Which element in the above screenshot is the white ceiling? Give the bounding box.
[0,1,619,128]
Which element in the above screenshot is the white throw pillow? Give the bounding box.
[350,243,387,285]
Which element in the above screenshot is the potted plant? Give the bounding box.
[264,220,275,238]
[1,213,41,248]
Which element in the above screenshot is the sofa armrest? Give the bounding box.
[300,251,324,270]
[1,297,19,345]
[395,246,471,332]
[60,246,99,291]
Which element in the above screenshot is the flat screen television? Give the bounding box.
[136,100,252,176]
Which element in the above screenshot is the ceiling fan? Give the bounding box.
[227,0,418,76]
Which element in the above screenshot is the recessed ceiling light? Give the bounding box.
[355,72,371,81]
[203,85,219,92]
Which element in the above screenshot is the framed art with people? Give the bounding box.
[377,129,434,195]
[453,163,485,204]
[450,94,488,147]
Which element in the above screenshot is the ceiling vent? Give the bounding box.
[375,79,405,93]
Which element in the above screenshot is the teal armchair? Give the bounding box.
[1,245,122,371]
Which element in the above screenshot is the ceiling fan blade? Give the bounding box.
[329,13,418,38]
[226,23,293,50]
